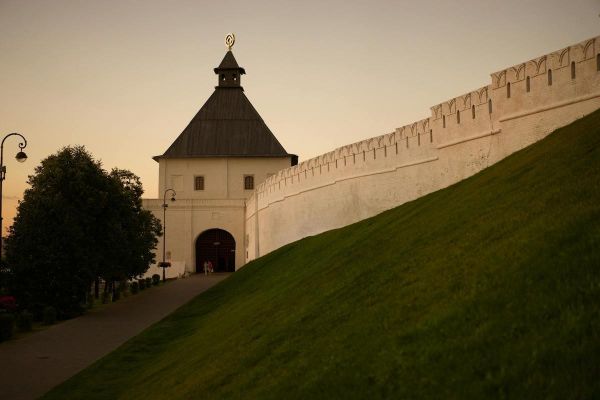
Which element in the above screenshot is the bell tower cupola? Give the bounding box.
[214,33,245,90]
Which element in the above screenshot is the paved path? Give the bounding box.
[0,274,229,400]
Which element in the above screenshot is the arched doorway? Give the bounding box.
[195,229,236,273]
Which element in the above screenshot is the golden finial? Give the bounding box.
[225,33,235,51]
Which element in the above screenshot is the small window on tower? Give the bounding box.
[194,176,205,191]
[244,175,254,190]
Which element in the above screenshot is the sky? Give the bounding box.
[0,0,599,233]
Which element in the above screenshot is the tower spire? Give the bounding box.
[214,34,245,89]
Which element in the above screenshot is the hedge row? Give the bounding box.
[0,274,165,342]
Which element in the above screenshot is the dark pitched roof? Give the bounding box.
[154,51,292,161]
[156,89,290,159]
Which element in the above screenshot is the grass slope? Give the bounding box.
[44,111,600,399]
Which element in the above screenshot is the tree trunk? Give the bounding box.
[112,281,117,301]
[94,278,99,299]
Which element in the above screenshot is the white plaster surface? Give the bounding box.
[246,35,600,261]
[143,157,291,274]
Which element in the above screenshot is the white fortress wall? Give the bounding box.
[245,35,600,261]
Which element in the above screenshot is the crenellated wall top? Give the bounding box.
[432,85,491,119]
[491,36,599,89]
[255,34,600,196]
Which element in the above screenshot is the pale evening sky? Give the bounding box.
[0,0,598,233]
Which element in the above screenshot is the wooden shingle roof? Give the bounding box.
[154,51,292,161]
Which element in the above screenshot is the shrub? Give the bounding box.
[130,281,139,294]
[120,283,129,297]
[17,310,33,332]
[145,277,152,287]
[86,292,94,309]
[0,312,15,341]
[101,291,110,304]
[152,274,160,286]
[138,279,146,290]
[43,306,57,325]
[61,306,84,320]
[0,295,17,313]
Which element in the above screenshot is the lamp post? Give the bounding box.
[0,133,28,259]
[160,188,176,282]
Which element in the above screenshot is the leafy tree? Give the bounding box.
[4,146,161,317]
[100,169,161,286]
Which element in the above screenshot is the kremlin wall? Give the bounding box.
[244,35,600,261]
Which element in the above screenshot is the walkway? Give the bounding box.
[0,274,229,400]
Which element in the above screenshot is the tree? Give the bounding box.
[101,169,162,284]
[4,146,161,317]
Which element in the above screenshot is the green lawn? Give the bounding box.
[44,110,600,399]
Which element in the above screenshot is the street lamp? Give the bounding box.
[160,188,176,282]
[0,133,28,259]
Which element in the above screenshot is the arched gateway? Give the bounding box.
[195,229,236,273]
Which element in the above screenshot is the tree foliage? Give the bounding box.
[101,169,162,281]
[4,146,161,317]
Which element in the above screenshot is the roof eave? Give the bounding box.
[153,153,296,162]
[213,67,246,74]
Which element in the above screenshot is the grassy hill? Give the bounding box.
[44,111,600,399]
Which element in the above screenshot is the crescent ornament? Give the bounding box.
[225,33,235,50]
